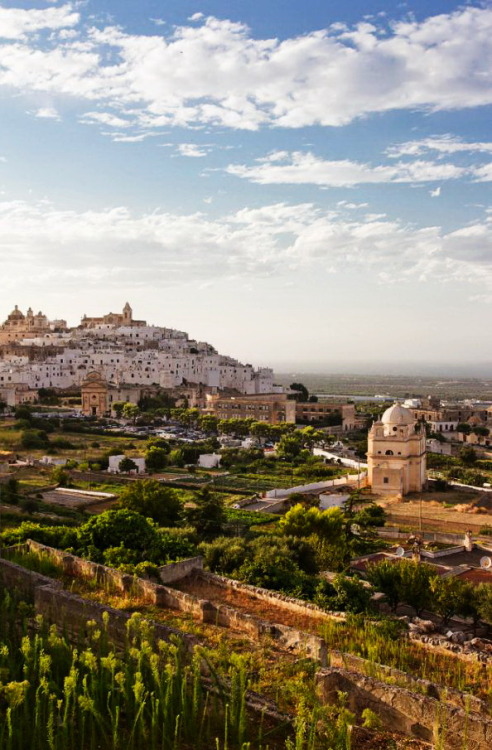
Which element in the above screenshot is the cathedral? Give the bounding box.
[0,306,66,345]
[367,403,426,497]
[80,303,145,329]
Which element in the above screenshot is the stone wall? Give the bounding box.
[198,570,345,624]
[23,540,215,617]
[3,542,492,746]
[158,556,203,584]
[316,667,492,750]
[4,542,331,664]
[35,585,198,652]
[0,555,62,600]
[0,553,199,653]
[328,650,488,716]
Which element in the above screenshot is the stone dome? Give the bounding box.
[381,403,414,426]
[8,305,24,320]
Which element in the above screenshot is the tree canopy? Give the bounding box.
[118,479,182,527]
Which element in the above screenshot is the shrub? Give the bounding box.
[186,487,225,539]
[119,480,182,527]
[330,574,373,614]
[145,446,168,472]
[76,509,160,562]
[50,437,76,450]
[20,429,49,449]
[0,521,78,548]
[200,536,249,576]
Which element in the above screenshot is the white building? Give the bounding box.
[108,455,146,474]
[0,307,276,396]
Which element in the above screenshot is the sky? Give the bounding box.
[0,0,491,375]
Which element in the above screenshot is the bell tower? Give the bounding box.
[123,302,132,324]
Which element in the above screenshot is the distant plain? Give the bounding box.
[275,373,492,401]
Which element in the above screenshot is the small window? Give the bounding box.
[383,477,389,484]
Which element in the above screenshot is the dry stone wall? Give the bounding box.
[198,570,345,623]
[0,554,198,651]
[158,556,203,584]
[317,667,492,750]
[35,585,198,651]
[3,540,492,747]
[0,555,62,600]
[328,650,488,716]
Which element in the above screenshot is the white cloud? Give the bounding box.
[176,143,209,158]
[0,6,492,131]
[188,13,204,22]
[226,151,468,187]
[160,142,211,157]
[0,199,490,297]
[80,111,132,128]
[473,163,492,182]
[387,135,492,157]
[35,106,60,119]
[0,4,78,40]
[430,186,441,198]
[337,200,369,209]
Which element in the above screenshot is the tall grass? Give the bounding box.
[0,590,355,750]
[319,615,492,705]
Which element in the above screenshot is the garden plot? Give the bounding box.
[41,487,116,509]
[171,572,333,635]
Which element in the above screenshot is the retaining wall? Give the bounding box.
[158,556,203,584]
[3,542,492,745]
[0,554,62,600]
[3,542,332,664]
[316,667,492,750]
[0,554,198,652]
[328,650,488,716]
[198,570,345,624]
[35,585,198,652]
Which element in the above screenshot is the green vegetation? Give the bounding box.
[0,588,371,750]
[118,480,183,527]
[366,559,492,626]
[0,592,270,750]
[318,615,492,701]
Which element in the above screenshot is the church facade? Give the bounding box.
[367,403,426,497]
[80,303,146,329]
[0,306,66,345]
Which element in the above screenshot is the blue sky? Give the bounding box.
[0,0,491,374]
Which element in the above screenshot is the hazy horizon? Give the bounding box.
[273,364,492,379]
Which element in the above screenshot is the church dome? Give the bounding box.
[8,305,24,320]
[381,403,414,426]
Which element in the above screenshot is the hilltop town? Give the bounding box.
[0,302,276,401]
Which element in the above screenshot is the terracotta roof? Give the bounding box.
[455,569,492,585]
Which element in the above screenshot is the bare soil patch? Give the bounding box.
[379,491,492,532]
[172,573,330,634]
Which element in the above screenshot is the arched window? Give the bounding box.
[385,450,394,456]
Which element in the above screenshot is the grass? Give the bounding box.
[318,616,492,706]
[11,545,492,712]
[0,585,360,750]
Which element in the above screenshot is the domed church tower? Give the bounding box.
[367,403,426,497]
